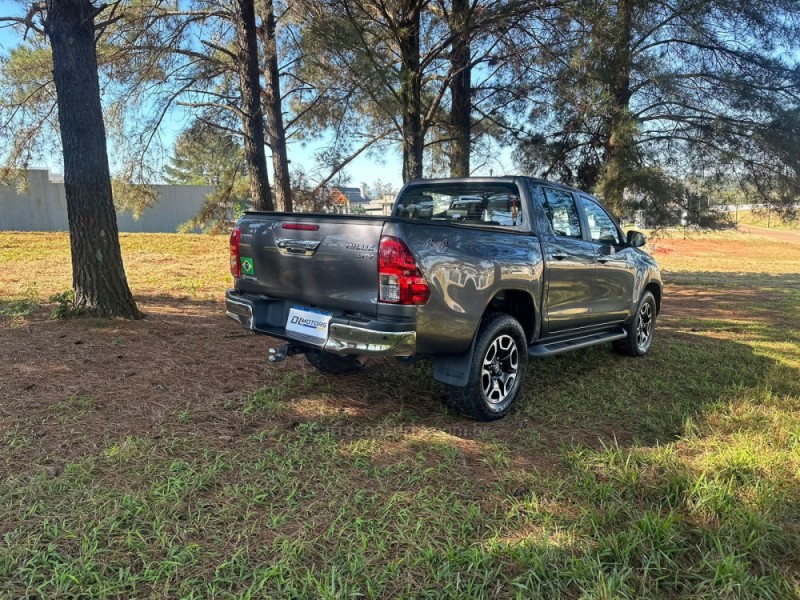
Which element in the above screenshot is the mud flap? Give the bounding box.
[433,335,478,387]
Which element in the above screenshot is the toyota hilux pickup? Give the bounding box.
[226,177,662,420]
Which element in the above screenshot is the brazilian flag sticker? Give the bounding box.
[240,256,255,276]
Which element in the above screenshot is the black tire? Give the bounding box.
[444,313,528,421]
[305,350,363,374]
[613,290,657,357]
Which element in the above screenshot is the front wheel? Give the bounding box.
[613,291,657,356]
[445,313,528,421]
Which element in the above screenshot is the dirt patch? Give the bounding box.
[2,278,794,480]
[736,224,800,244]
[1,298,267,470]
[662,287,780,322]
[650,233,797,266]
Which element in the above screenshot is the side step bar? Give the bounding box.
[528,328,627,358]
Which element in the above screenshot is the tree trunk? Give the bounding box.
[599,0,634,215]
[259,0,292,212]
[399,1,424,182]
[448,0,471,178]
[44,0,141,319]
[234,0,273,211]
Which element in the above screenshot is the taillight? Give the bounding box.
[378,236,430,305]
[230,225,241,277]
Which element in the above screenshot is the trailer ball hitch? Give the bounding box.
[268,343,308,363]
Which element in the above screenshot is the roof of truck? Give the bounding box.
[400,176,591,196]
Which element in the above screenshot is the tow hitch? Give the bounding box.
[268,343,308,363]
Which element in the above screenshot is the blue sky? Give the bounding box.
[0,1,408,190]
[0,0,513,195]
[0,1,21,52]
[0,2,514,193]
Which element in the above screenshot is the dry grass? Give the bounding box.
[645,228,800,290]
[1,229,799,598]
[736,209,799,230]
[0,232,229,301]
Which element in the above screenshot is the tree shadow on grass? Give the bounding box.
[7,289,790,458]
[663,270,800,291]
[315,328,792,454]
[3,293,799,598]
[233,327,800,598]
[123,284,796,455]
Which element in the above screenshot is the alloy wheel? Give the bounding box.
[481,334,519,405]
[636,301,654,351]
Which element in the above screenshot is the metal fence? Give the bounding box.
[0,169,215,233]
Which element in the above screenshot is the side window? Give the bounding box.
[579,196,621,245]
[539,188,583,238]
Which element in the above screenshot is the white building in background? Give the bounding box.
[363,194,396,215]
[328,183,395,215]
[0,169,214,233]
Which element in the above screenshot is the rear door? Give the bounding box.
[536,187,597,333]
[237,215,385,316]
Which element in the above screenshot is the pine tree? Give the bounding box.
[165,120,250,232]
[165,121,245,187]
[35,0,141,318]
[517,0,800,220]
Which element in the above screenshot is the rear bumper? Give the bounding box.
[226,293,258,329]
[324,323,416,356]
[225,290,416,357]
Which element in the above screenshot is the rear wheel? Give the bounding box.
[445,313,528,421]
[305,350,363,374]
[613,291,657,356]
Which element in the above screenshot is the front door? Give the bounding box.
[577,195,636,324]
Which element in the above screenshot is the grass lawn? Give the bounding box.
[1,229,799,598]
[735,210,798,231]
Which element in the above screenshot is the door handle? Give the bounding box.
[552,251,568,261]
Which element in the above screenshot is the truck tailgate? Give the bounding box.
[237,214,386,316]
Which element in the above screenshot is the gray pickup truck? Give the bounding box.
[226,177,662,420]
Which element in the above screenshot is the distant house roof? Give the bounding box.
[331,186,371,205]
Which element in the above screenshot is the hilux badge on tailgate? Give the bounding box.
[345,241,376,259]
[345,242,376,252]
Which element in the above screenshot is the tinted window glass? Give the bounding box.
[579,196,621,245]
[540,188,582,238]
[394,184,524,228]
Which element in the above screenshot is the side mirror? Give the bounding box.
[626,230,647,248]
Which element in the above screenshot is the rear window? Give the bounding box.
[393,184,525,229]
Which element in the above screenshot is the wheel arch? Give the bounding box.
[433,288,538,388]
[483,288,539,343]
[644,281,662,314]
